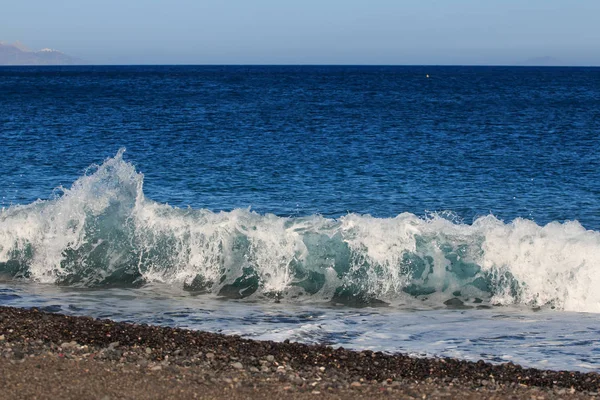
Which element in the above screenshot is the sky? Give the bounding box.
[1,0,599,65]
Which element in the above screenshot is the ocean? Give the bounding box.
[1,65,600,371]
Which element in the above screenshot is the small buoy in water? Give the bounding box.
[426,74,430,78]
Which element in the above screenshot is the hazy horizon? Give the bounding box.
[2,0,599,66]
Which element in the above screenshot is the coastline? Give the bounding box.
[0,305,597,399]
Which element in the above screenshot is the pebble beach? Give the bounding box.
[1,306,598,399]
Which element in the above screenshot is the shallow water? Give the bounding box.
[3,282,600,372]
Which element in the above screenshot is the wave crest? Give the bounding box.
[2,150,600,312]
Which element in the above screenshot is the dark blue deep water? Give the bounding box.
[2,66,600,371]
[2,66,599,227]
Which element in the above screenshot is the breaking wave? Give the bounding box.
[2,149,600,312]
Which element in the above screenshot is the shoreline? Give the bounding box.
[1,305,598,399]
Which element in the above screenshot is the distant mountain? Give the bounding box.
[0,41,85,65]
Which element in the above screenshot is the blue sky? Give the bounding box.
[1,0,599,65]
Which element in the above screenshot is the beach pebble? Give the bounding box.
[60,341,78,350]
[289,375,304,385]
[231,362,243,370]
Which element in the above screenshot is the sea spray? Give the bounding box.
[2,150,600,312]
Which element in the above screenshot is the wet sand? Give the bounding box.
[0,306,598,399]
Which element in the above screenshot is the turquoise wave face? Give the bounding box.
[2,150,600,311]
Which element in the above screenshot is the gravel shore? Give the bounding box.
[0,306,598,399]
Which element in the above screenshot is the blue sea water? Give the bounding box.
[1,65,600,371]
